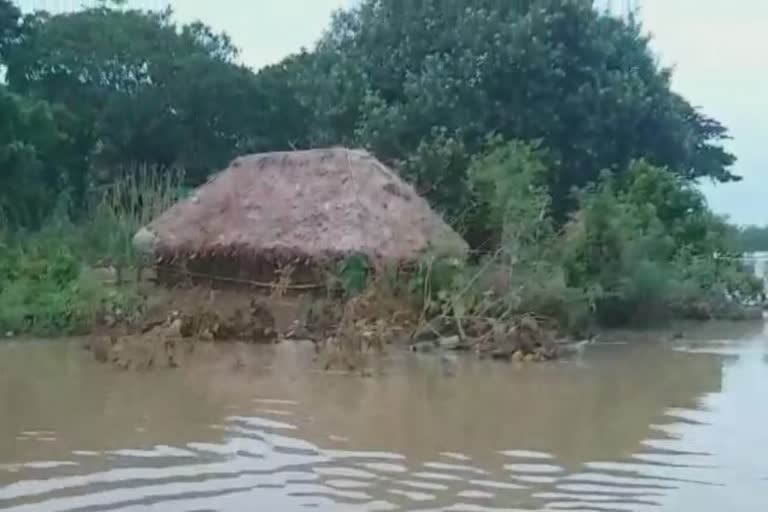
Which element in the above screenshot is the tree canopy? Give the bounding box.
[1,2,279,185]
[0,0,739,236]
[0,85,67,225]
[268,0,737,223]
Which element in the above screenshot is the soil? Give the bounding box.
[83,272,565,372]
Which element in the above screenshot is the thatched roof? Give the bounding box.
[134,148,468,264]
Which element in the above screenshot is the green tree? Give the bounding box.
[2,4,268,183]
[251,53,322,151]
[0,0,20,59]
[0,85,81,227]
[562,161,755,324]
[468,139,553,249]
[298,0,737,221]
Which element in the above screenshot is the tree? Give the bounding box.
[0,0,20,59]
[0,0,741,250]
[297,0,737,221]
[562,160,752,324]
[2,4,269,183]
[251,53,321,151]
[0,85,77,226]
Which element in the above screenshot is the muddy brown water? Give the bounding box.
[1,321,767,511]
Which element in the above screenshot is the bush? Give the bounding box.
[0,168,179,337]
[398,141,596,332]
[414,150,763,331]
[562,161,762,325]
[0,229,140,336]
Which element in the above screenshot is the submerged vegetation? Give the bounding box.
[0,0,762,342]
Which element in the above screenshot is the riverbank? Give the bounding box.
[1,258,758,374]
[72,268,572,371]
[2,155,765,362]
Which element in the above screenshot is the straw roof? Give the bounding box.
[134,148,468,264]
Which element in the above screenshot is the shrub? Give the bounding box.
[0,167,179,336]
[397,140,594,332]
[562,160,762,325]
[0,230,141,336]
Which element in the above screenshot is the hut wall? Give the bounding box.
[153,253,329,291]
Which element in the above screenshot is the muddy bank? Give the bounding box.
[83,284,571,372]
[84,288,280,370]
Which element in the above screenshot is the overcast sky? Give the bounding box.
[19,0,768,225]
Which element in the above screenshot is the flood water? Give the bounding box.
[1,322,767,511]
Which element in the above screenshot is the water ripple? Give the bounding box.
[2,335,767,511]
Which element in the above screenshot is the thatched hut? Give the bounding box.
[134,148,468,287]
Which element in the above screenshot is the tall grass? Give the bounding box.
[0,165,184,336]
[81,165,185,281]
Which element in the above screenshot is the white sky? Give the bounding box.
[19,0,768,225]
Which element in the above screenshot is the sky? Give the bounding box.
[19,0,768,225]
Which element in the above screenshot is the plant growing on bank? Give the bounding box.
[0,169,181,336]
[398,147,762,333]
[389,141,594,335]
[0,226,141,336]
[335,254,372,298]
[82,165,184,283]
[562,161,762,325]
[465,141,594,331]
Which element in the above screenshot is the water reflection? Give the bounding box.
[0,321,766,511]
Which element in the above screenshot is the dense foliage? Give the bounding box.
[439,146,760,330]
[1,0,293,219]
[0,85,76,226]
[276,0,738,224]
[1,0,739,228]
[0,0,760,334]
[0,223,140,335]
[561,161,759,324]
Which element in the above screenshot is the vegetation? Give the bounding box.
[0,222,141,336]
[732,225,768,253]
[0,168,180,336]
[279,0,738,225]
[402,146,761,334]
[0,0,762,337]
